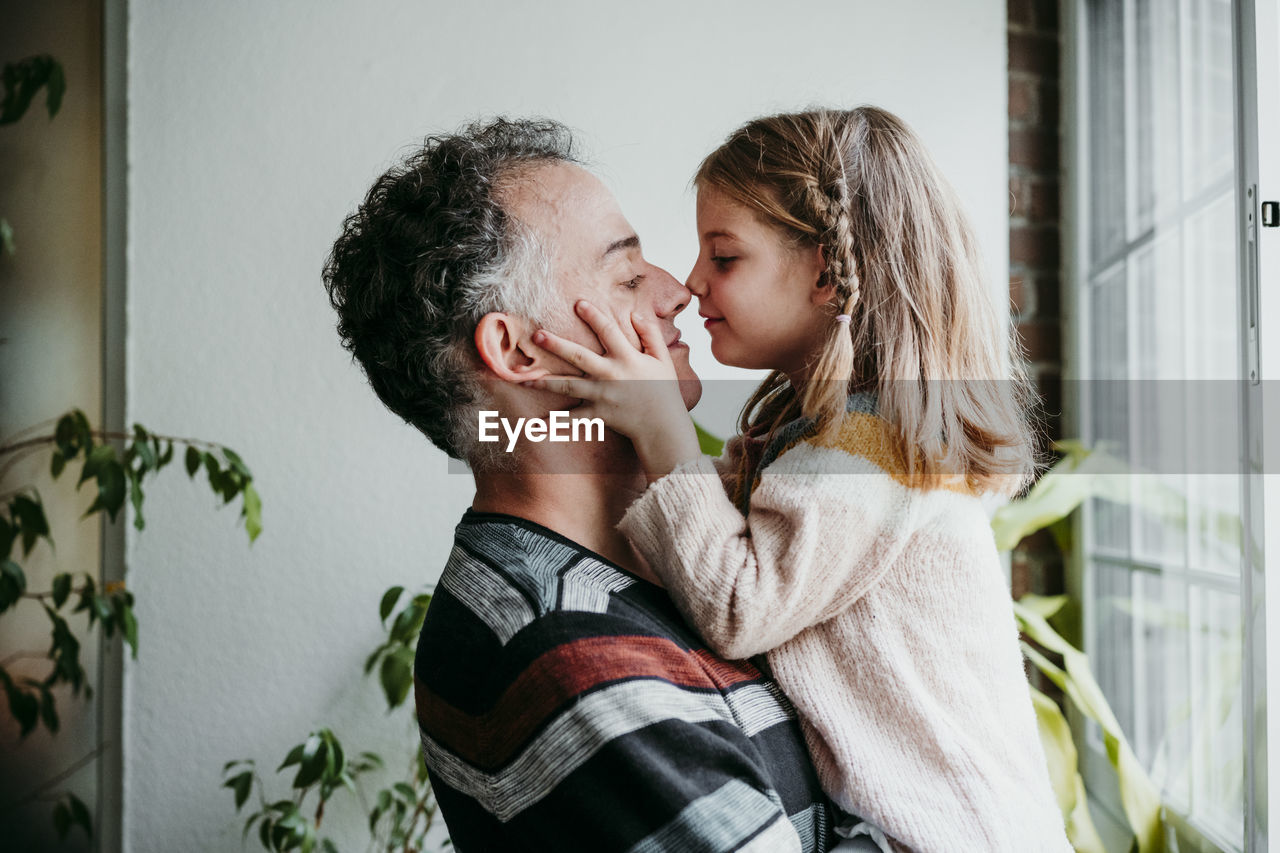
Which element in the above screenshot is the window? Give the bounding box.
[1071,0,1263,849]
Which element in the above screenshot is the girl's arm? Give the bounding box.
[530,302,919,659]
[618,432,923,661]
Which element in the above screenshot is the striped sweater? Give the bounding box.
[414,510,837,852]
[618,393,1072,852]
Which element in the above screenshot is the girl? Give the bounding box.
[529,107,1070,852]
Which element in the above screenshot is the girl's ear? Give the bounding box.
[810,244,836,305]
[474,313,551,383]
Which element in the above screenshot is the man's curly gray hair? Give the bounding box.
[323,118,576,467]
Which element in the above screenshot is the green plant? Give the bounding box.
[3,53,266,843]
[224,588,446,852]
[991,440,1166,853]
[1,411,262,842]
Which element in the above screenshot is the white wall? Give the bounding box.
[122,1,1008,849]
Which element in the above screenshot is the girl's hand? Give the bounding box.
[526,300,701,481]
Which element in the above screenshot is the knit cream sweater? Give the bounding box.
[618,408,1071,853]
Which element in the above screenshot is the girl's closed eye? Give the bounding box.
[710,255,737,270]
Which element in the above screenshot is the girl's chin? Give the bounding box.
[709,341,759,371]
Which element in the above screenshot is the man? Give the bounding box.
[324,118,834,852]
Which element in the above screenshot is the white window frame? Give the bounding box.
[1064,0,1279,849]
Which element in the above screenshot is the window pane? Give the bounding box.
[1184,0,1235,195]
[1134,0,1182,233]
[1091,562,1136,741]
[1185,192,1238,381]
[1135,571,1191,808]
[1187,475,1243,577]
[1086,262,1131,554]
[1189,585,1244,841]
[1131,232,1187,566]
[1088,0,1128,267]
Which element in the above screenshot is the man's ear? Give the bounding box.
[474,313,549,382]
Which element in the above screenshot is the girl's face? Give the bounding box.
[686,186,832,378]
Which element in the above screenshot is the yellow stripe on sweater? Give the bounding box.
[753,412,974,497]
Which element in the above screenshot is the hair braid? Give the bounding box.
[793,124,862,439]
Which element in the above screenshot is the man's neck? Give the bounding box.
[470,441,651,575]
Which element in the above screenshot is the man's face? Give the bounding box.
[506,162,702,409]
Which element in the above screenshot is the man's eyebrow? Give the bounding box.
[600,234,640,263]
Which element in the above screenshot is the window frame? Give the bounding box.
[1063,0,1277,849]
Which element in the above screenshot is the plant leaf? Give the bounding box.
[242,482,262,543]
[379,647,415,709]
[0,517,14,560]
[1028,687,1106,853]
[1019,593,1069,621]
[53,800,71,839]
[52,573,72,609]
[693,419,725,457]
[223,447,252,477]
[38,684,59,733]
[130,470,146,531]
[185,446,201,478]
[85,458,127,522]
[294,733,327,788]
[224,770,253,811]
[278,742,305,772]
[389,604,423,644]
[119,601,139,658]
[0,560,27,613]
[379,586,404,624]
[3,672,39,736]
[12,493,52,555]
[0,55,67,125]
[67,793,92,837]
[1016,604,1164,851]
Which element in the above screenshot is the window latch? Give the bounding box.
[1263,201,1279,227]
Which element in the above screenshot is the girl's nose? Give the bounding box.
[684,265,707,298]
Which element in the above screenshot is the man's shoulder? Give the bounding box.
[415,510,796,729]
[412,512,832,852]
[428,510,683,644]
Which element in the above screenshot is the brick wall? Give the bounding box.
[1008,0,1065,602]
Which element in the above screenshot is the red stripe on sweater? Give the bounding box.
[416,635,762,768]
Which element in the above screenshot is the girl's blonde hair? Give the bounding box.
[696,107,1042,497]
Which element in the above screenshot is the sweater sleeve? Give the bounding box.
[618,437,922,660]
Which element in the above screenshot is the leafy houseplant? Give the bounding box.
[1,54,65,257]
[991,440,1166,853]
[1,411,262,843]
[221,589,445,853]
[1,55,263,845]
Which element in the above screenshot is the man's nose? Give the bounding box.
[648,264,691,319]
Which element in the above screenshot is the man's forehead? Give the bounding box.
[501,162,634,260]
